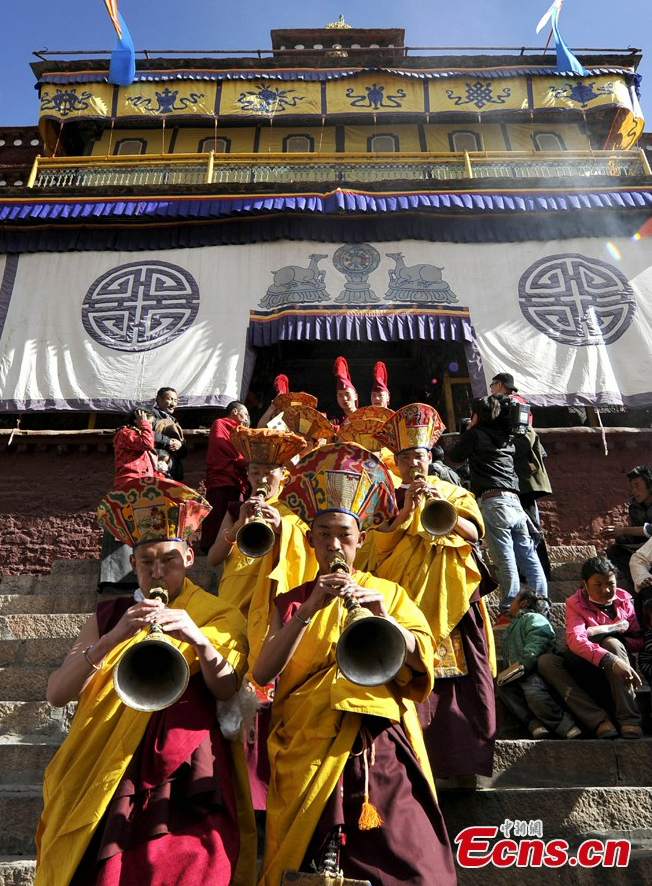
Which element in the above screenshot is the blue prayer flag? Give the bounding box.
[550,5,587,76]
[108,12,135,86]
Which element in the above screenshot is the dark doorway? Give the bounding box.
[247,338,473,430]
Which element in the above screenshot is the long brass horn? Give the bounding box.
[410,469,458,537]
[332,554,407,687]
[113,586,190,712]
[236,484,276,558]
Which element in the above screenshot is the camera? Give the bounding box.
[508,400,530,435]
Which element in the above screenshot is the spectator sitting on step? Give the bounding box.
[602,465,652,592]
[637,598,652,689]
[539,556,643,740]
[497,589,581,739]
[625,528,652,630]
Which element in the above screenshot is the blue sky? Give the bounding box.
[1,0,649,129]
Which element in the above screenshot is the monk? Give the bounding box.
[252,443,457,886]
[35,480,255,886]
[369,404,497,784]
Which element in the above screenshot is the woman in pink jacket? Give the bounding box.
[547,556,644,739]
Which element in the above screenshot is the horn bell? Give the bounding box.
[421,498,458,537]
[236,518,276,559]
[113,633,190,712]
[336,608,407,687]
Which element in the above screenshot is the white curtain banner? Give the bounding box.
[0,236,650,410]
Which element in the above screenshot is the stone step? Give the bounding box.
[0,702,73,738]
[0,595,95,615]
[0,638,74,669]
[0,614,88,641]
[0,559,219,597]
[0,858,36,886]
[0,738,58,786]
[438,786,652,845]
[2,850,652,886]
[491,737,652,788]
[1,848,649,886]
[550,560,585,581]
[0,567,98,596]
[0,786,41,856]
[10,732,651,791]
[453,847,652,886]
[0,669,50,702]
[486,597,566,624]
[549,580,581,602]
[547,545,598,563]
[485,579,578,605]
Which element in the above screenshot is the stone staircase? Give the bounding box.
[1,549,651,884]
[438,544,652,884]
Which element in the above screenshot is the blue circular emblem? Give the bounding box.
[518,253,635,347]
[82,261,200,352]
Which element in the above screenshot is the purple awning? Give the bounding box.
[3,187,652,225]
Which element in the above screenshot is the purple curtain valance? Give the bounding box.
[249,306,473,346]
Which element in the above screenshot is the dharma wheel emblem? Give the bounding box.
[82,261,200,352]
[518,253,635,346]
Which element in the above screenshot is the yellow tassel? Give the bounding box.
[357,734,382,829]
[358,796,383,830]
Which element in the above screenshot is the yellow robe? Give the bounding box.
[259,571,436,886]
[218,497,317,667]
[35,579,255,886]
[360,476,496,673]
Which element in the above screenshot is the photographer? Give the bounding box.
[449,395,548,628]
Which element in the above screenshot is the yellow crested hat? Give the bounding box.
[376,403,446,454]
[281,442,396,531]
[270,374,318,413]
[97,478,211,547]
[273,391,318,412]
[282,404,337,444]
[229,426,306,465]
[337,406,394,451]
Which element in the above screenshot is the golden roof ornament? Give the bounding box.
[325,14,352,29]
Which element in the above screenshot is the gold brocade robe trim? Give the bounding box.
[433,627,468,678]
[34,580,254,886]
[259,572,436,886]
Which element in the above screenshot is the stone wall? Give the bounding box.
[1,427,651,576]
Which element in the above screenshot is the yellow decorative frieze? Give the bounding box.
[327,74,424,114]
[37,73,642,133]
[119,82,218,117]
[429,78,528,113]
[533,76,633,111]
[39,83,113,120]
[220,79,321,116]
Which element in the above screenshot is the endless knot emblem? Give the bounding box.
[82,261,200,352]
[444,82,511,109]
[518,254,635,347]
